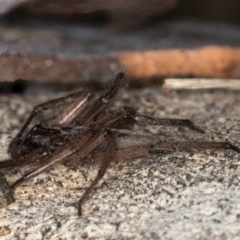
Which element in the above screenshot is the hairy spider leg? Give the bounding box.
[16,91,90,138]
[149,141,240,154]
[6,101,236,167]
[62,101,207,165]
[9,128,116,216]
[9,72,124,158]
[0,121,149,169]
[91,107,136,128]
[0,106,135,168]
[87,141,240,163]
[11,129,106,189]
[0,148,50,168]
[78,129,115,216]
[50,92,93,126]
[8,90,92,157]
[75,72,125,126]
[91,106,204,133]
[11,100,205,167]
[133,114,205,133]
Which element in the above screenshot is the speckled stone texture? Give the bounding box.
[0,86,240,239]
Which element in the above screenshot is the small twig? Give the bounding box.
[163,79,240,90]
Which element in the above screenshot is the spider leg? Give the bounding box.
[9,90,92,157]
[88,144,159,163]
[78,129,115,216]
[91,106,204,132]
[134,115,204,133]
[149,141,240,154]
[50,92,93,126]
[0,148,50,168]
[11,129,106,189]
[87,141,240,163]
[91,107,136,128]
[75,72,125,126]
[15,91,91,138]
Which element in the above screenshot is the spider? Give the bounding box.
[0,72,240,216]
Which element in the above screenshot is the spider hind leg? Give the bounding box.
[78,129,115,216]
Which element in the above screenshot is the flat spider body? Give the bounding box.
[1,72,240,216]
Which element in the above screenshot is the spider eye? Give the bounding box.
[32,125,41,132]
[28,125,45,137]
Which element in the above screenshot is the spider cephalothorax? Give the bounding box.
[1,72,240,216]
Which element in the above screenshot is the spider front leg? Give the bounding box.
[0,148,51,168]
[9,90,93,158]
[11,129,106,189]
[10,128,115,216]
[75,72,125,126]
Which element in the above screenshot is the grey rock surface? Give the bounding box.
[0,86,240,239]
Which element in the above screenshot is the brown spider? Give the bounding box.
[1,72,240,216]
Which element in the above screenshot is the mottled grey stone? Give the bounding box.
[0,86,240,239]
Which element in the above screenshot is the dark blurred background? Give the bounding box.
[3,0,240,28]
[1,0,240,93]
[174,0,240,25]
